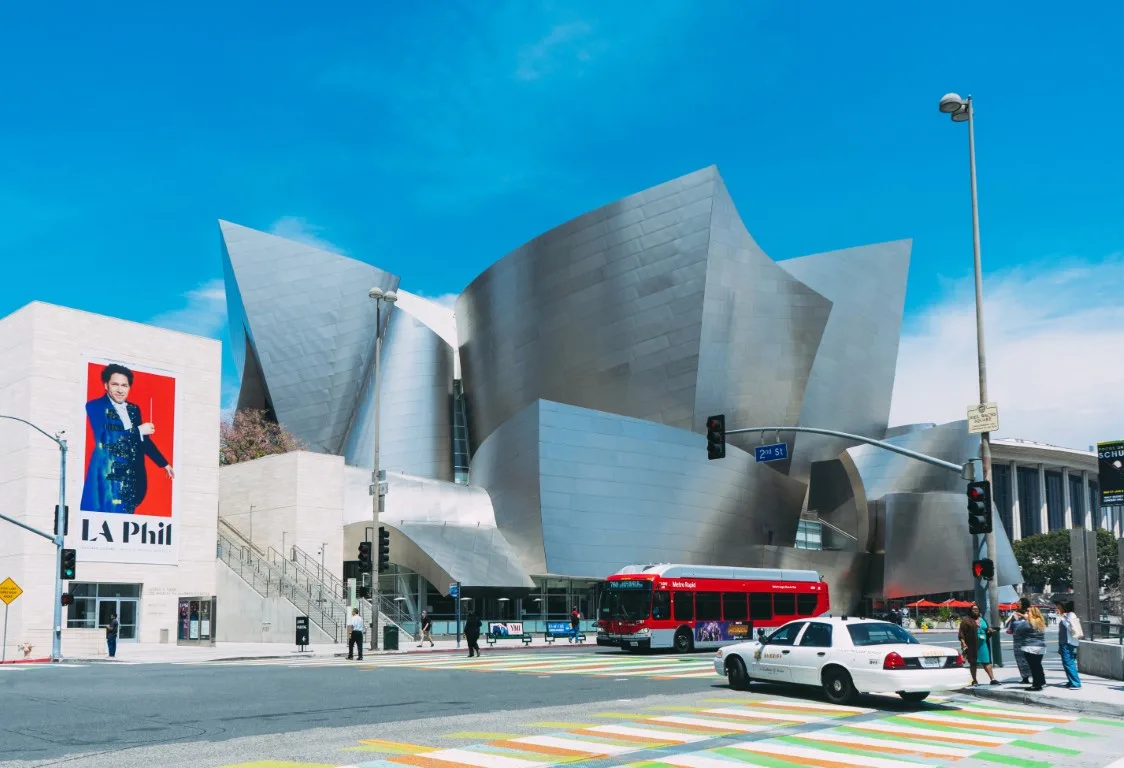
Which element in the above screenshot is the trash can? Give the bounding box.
[383,625,399,651]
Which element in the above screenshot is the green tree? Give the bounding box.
[1012,528,1120,591]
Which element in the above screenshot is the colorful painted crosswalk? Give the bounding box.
[313,694,1123,768]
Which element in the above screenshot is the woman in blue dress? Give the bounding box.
[959,604,999,685]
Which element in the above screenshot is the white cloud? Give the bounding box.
[890,255,1124,452]
[269,216,345,254]
[148,278,227,339]
[515,21,596,81]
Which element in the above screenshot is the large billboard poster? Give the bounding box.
[76,360,179,564]
[1099,440,1124,506]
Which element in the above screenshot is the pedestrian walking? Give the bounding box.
[1005,597,1032,684]
[959,604,999,686]
[347,608,364,661]
[464,610,482,657]
[417,611,434,647]
[105,613,120,658]
[1013,606,1048,691]
[1055,600,1083,689]
[569,606,581,643]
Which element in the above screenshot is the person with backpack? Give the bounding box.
[1054,600,1082,689]
[569,606,582,643]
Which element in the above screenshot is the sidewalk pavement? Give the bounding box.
[63,634,596,664]
[967,658,1124,718]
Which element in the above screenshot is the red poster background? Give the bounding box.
[84,362,176,518]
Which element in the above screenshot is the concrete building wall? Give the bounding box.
[218,451,345,579]
[214,561,334,644]
[0,302,220,658]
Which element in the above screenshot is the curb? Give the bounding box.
[0,658,53,665]
[965,686,1124,718]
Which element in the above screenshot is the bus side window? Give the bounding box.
[774,593,796,616]
[652,590,671,620]
[696,592,721,621]
[673,591,694,621]
[723,592,748,621]
[749,593,772,621]
[796,593,819,616]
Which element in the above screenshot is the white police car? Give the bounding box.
[714,617,965,705]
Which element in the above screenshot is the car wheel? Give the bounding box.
[673,628,694,654]
[899,691,929,703]
[726,655,750,690]
[822,667,857,705]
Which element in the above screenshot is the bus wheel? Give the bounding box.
[673,628,694,653]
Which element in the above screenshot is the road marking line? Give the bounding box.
[846,722,1009,746]
[511,734,634,756]
[752,698,871,714]
[793,730,976,758]
[707,707,823,723]
[728,740,927,768]
[898,712,1046,733]
[584,724,710,743]
[390,747,543,768]
[646,715,767,733]
[352,738,432,754]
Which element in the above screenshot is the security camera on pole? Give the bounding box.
[367,286,397,651]
[939,91,1003,666]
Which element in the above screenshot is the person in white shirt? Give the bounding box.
[1054,600,1082,688]
[347,608,364,661]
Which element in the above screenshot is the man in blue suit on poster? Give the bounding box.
[81,363,174,515]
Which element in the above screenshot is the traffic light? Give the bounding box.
[378,526,390,573]
[61,593,73,607]
[706,414,726,460]
[972,558,995,581]
[60,548,76,580]
[967,480,992,534]
[357,541,373,572]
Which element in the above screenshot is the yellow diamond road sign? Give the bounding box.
[0,577,23,605]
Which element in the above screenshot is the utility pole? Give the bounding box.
[367,287,397,651]
[939,92,1002,665]
[0,416,67,661]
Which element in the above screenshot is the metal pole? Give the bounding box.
[965,98,1002,666]
[52,437,67,662]
[725,425,964,473]
[2,603,8,663]
[370,299,382,652]
[456,583,461,649]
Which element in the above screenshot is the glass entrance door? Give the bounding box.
[97,598,139,640]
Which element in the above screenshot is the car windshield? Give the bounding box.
[598,581,652,621]
[846,622,919,646]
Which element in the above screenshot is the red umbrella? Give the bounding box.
[905,599,939,608]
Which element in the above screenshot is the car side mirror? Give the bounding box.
[756,628,767,642]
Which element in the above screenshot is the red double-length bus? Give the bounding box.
[596,563,830,653]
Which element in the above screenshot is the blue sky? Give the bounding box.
[2,1,1121,448]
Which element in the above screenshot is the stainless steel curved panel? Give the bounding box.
[778,240,911,482]
[473,399,809,579]
[456,167,717,451]
[342,305,454,480]
[220,220,399,453]
[694,177,832,448]
[342,467,534,589]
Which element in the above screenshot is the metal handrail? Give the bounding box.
[217,528,344,642]
[286,543,409,635]
[1087,621,1124,645]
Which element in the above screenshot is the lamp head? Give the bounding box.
[939,93,965,113]
[951,109,970,122]
[368,287,384,300]
[383,290,398,304]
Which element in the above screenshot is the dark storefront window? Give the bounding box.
[1017,467,1041,536]
[992,464,1013,535]
[1045,471,1065,531]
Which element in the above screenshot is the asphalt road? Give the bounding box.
[0,646,704,765]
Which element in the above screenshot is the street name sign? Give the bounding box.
[449,583,459,598]
[967,402,999,434]
[0,577,22,605]
[754,443,789,463]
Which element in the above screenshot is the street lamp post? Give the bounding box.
[367,286,397,651]
[939,92,1002,665]
[0,416,68,661]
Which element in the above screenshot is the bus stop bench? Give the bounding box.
[544,621,586,644]
[486,631,533,646]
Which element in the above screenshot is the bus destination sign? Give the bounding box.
[609,580,650,589]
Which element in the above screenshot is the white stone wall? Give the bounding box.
[218,451,345,580]
[0,302,220,658]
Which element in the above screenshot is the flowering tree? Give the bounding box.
[219,408,305,466]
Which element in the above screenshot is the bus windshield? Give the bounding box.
[598,580,652,621]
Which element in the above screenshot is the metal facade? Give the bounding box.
[220,166,1018,601]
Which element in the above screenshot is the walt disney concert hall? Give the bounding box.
[220,165,1021,613]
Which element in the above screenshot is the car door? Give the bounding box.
[751,621,806,683]
[786,621,833,685]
